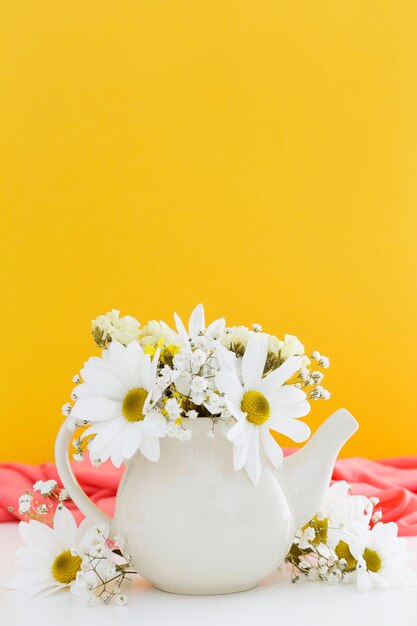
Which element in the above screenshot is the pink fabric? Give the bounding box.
[1,454,417,536]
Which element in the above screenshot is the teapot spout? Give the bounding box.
[283,408,358,529]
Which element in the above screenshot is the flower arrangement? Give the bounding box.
[64,304,330,484]
[6,305,415,602]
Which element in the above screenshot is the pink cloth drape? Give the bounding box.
[1,454,417,535]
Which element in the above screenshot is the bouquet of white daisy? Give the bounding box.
[64,304,330,484]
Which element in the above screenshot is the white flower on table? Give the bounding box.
[315,481,373,549]
[344,521,416,592]
[215,333,311,484]
[71,341,168,467]
[7,506,85,597]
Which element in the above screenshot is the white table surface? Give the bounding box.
[1,523,416,626]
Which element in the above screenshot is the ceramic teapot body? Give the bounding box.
[55,410,358,595]
[114,418,294,594]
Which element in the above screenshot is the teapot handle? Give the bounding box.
[55,418,111,526]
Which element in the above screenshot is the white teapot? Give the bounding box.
[55,408,357,595]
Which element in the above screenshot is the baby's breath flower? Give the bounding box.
[190,348,207,373]
[18,496,32,515]
[165,398,182,421]
[178,429,192,442]
[327,569,343,584]
[295,526,316,549]
[62,402,72,417]
[33,480,57,496]
[115,593,128,606]
[311,371,324,383]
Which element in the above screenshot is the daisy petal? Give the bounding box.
[215,370,243,407]
[79,367,127,398]
[269,415,311,442]
[245,427,261,485]
[19,520,62,555]
[88,415,126,458]
[261,428,284,468]
[206,317,226,338]
[226,417,248,445]
[261,356,302,393]
[124,341,146,387]
[122,423,143,459]
[140,433,160,462]
[264,385,307,406]
[215,344,237,373]
[174,312,188,338]
[142,412,168,437]
[357,568,374,592]
[241,334,268,389]
[188,303,205,337]
[71,397,122,422]
[53,506,77,549]
[269,401,311,420]
[233,423,253,471]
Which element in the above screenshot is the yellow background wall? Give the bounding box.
[1,1,416,463]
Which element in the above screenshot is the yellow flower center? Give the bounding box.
[51,550,82,584]
[363,548,382,573]
[122,387,148,422]
[335,540,357,571]
[241,391,271,426]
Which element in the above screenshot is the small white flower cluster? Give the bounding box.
[287,481,416,591]
[13,480,66,521]
[70,524,134,605]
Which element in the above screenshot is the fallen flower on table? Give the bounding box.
[7,486,134,605]
[286,480,416,591]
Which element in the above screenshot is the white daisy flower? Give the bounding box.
[7,506,84,597]
[215,333,311,484]
[71,341,168,468]
[174,303,225,343]
[317,481,373,549]
[344,521,416,591]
